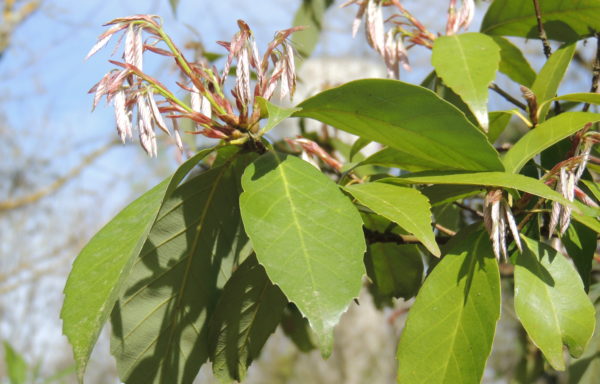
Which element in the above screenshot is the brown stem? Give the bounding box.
[453,201,484,218]
[490,83,527,110]
[532,0,552,59]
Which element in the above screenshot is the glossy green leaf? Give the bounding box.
[396,227,501,383]
[513,235,596,370]
[481,0,600,41]
[365,243,423,300]
[563,221,597,291]
[503,112,600,173]
[432,33,500,131]
[532,43,576,121]
[294,79,504,172]
[383,171,573,207]
[61,147,215,380]
[568,285,600,384]
[491,36,536,87]
[345,182,439,256]
[110,152,253,384]
[3,341,27,384]
[488,111,513,144]
[239,152,365,355]
[291,0,334,59]
[208,255,287,383]
[257,97,301,134]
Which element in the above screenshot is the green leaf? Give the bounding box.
[563,221,597,291]
[488,111,513,144]
[61,147,216,380]
[358,147,438,172]
[531,42,576,122]
[491,36,536,87]
[294,79,504,172]
[344,182,440,256]
[568,285,600,384]
[432,33,500,131]
[239,152,365,355]
[572,212,600,233]
[396,227,501,383]
[3,341,27,384]
[540,92,600,112]
[383,171,574,207]
[349,137,371,161]
[481,0,600,41]
[503,112,600,173]
[291,0,334,59]
[110,152,254,384]
[514,235,596,370]
[208,255,287,383]
[257,97,301,134]
[582,179,600,202]
[421,184,483,207]
[421,70,478,126]
[365,243,423,300]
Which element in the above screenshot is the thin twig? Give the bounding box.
[0,140,117,211]
[489,83,527,110]
[583,32,600,112]
[532,0,552,59]
[453,201,484,218]
[435,223,456,236]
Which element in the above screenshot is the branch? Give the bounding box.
[0,140,117,211]
[489,83,527,110]
[532,0,552,59]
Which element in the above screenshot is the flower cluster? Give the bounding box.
[548,132,598,236]
[483,189,522,261]
[343,0,474,79]
[87,15,302,156]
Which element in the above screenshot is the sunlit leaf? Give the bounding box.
[396,226,500,383]
[481,0,600,41]
[532,43,576,121]
[257,97,301,134]
[345,182,439,256]
[61,147,216,380]
[488,111,513,144]
[432,33,500,131]
[491,36,536,87]
[240,152,365,355]
[294,79,504,172]
[110,152,254,384]
[503,112,600,173]
[513,235,596,370]
[383,171,574,207]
